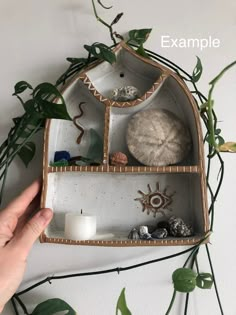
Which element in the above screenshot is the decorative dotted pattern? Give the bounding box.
[42,235,207,247]
[47,165,200,174]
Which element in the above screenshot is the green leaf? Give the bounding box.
[22,99,37,114]
[27,111,44,127]
[172,268,197,293]
[216,135,225,146]
[32,298,76,315]
[33,83,71,120]
[215,128,221,135]
[135,45,150,59]
[116,288,132,315]
[192,56,203,83]
[86,128,103,163]
[16,141,36,167]
[13,81,33,95]
[196,273,213,289]
[84,43,116,64]
[128,28,152,45]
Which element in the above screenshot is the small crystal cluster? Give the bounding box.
[128,216,193,240]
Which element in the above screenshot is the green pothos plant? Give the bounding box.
[1,1,235,314]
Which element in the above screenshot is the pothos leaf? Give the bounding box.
[33,83,71,120]
[15,141,36,167]
[84,43,116,64]
[192,56,203,83]
[172,268,197,293]
[31,298,76,315]
[196,273,213,289]
[116,288,132,315]
[13,81,33,95]
[128,28,152,45]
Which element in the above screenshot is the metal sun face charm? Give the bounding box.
[135,182,175,217]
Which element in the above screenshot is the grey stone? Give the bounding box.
[111,86,140,102]
[168,216,193,237]
[138,225,149,236]
[128,228,140,240]
[151,228,168,239]
[140,233,153,240]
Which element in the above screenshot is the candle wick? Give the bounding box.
[81,209,83,215]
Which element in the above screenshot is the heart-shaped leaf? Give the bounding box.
[192,56,203,83]
[196,273,213,289]
[116,288,132,315]
[84,43,116,64]
[172,268,197,293]
[32,298,76,315]
[33,83,71,120]
[15,141,36,167]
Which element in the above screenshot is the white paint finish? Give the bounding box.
[0,1,236,315]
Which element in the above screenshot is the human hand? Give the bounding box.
[0,180,53,312]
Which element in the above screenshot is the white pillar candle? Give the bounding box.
[64,212,96,241]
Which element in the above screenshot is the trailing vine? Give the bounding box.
[0,1,235,314]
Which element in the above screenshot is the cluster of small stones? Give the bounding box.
[111,86,140,102]
[128,216,193,240]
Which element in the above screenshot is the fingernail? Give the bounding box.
[36,209,53,225]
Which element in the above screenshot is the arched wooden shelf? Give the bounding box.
[40,42,208,246]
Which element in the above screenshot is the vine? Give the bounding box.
[0,1,235,314]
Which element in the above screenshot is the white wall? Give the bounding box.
[0,1,236,314]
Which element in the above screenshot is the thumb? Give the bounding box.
[9,208,53,258]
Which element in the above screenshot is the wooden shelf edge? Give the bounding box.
[47,165,201,174]
[40,235,209,247]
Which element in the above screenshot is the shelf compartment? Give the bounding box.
[79,42,166,108]
[46,79,106,167]
[41,172,208,246]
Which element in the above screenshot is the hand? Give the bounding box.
[0,180,53,312]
